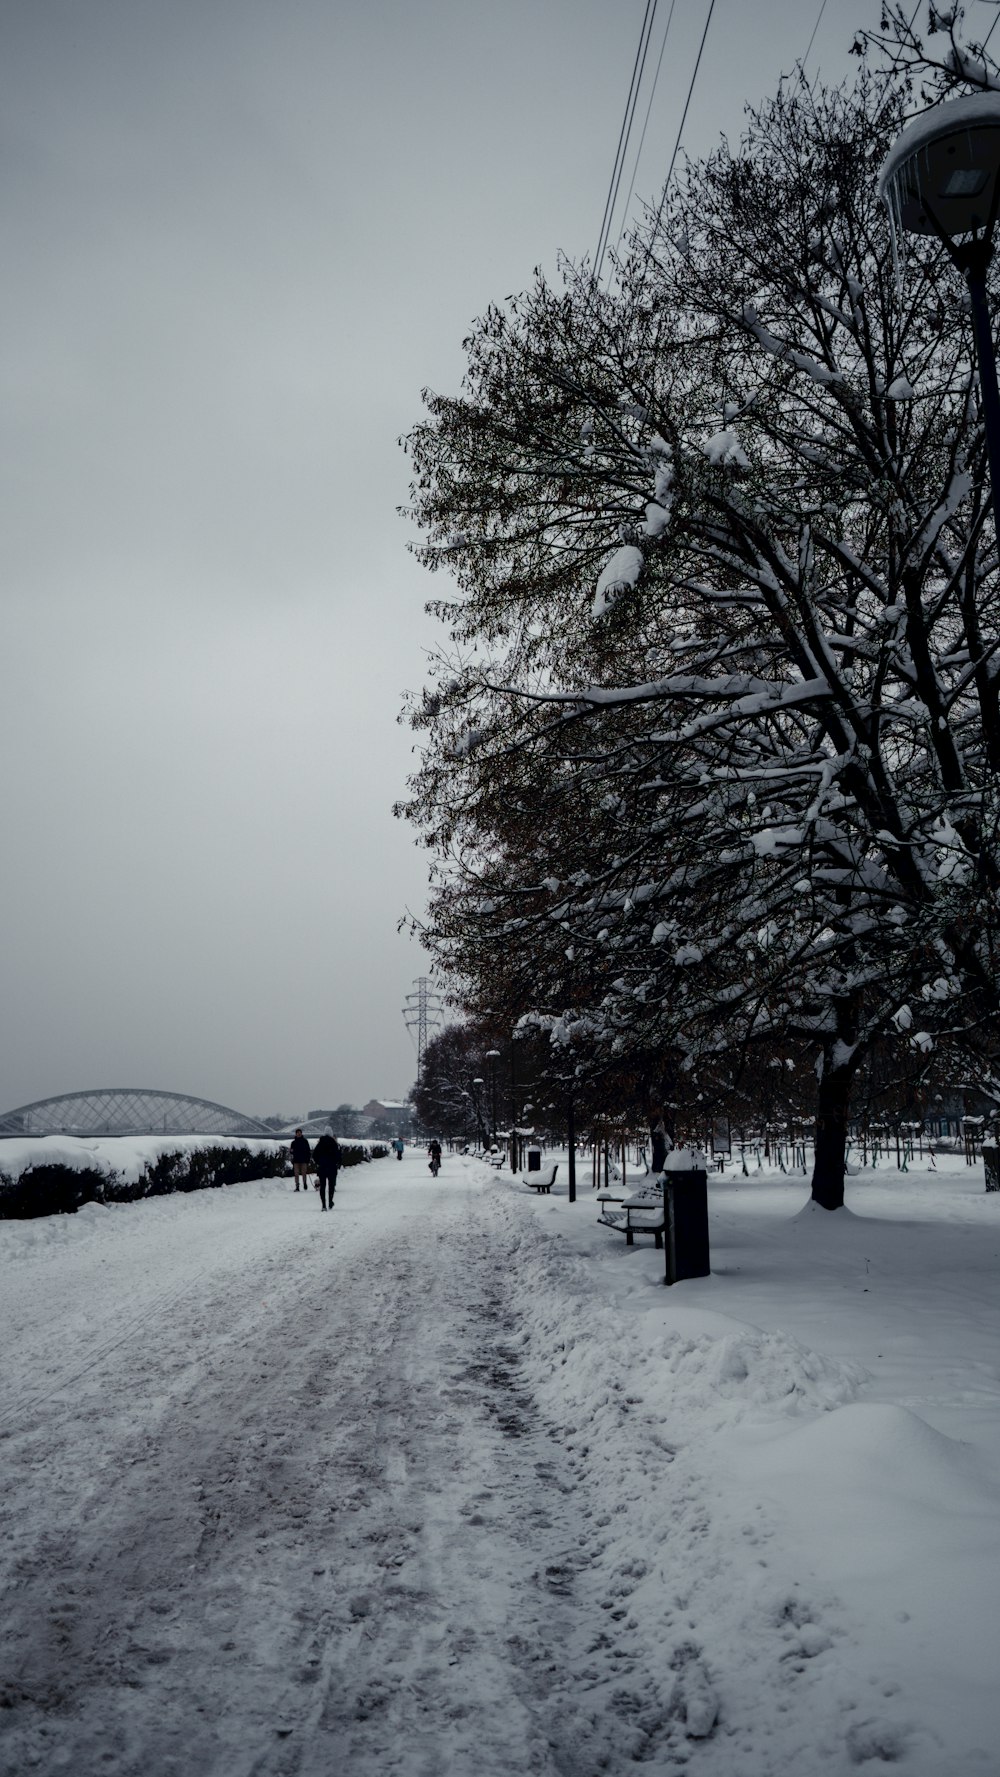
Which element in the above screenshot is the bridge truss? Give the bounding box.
[0,1088,275,1140]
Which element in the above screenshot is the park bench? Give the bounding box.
[596,1162,649,1215]
[598,1182,665,1247]
[523,1163,559,1194]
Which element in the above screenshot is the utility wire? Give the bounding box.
[615,0,679,254]
[595,0,658,277]
[595,0,658,281]
[643,0,718,265]
[802,0,828,71]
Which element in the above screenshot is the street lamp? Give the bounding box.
[485,1050,500,1146]
[879,90,1000,536]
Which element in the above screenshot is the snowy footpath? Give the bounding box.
[0,1147,997,1777]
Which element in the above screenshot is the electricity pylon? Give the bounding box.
[403,976,445,1076]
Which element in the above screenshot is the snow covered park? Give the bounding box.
[0,1141,997,1776]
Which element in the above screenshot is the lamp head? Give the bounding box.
[879,92,1000,240]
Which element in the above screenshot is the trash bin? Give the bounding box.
[984,1146,1000,1193]
[526,1146,542,1172]
[662,1153,710,1285]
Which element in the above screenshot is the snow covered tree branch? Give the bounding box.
[400,68,1000,1210]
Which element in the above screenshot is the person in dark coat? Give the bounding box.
[314,1131,341,1210]
[290,1128,312,1192]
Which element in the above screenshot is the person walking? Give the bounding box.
[290,1128,312,1192]
[394,1138,405,1160]
[314,1131,341,1210]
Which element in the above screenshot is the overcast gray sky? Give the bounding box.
[1,0,911,1119]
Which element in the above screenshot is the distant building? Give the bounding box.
[363,1098,414,1136]
[325,1105,373,1137]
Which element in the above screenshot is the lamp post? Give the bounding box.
[879,91,1000,536]
[509,1041,519,1173]
[485,1049,500,1146]
[471,1078,486,1149]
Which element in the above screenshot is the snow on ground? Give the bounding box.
[0,1144,996,1776]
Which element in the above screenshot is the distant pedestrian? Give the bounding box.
[290,1128,312,1192]
[314,1131,341,1210]
[394,1138,405,1160]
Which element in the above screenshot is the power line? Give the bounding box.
[616,0,679,254]
[662,0,716,197]
[643,0,718,265]
[595,0,659,281]
[802,0,828,72]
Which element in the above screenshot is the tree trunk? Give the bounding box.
[811,1057,854,1211]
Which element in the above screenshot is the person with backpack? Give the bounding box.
[290,1128,312,1192]
[314,1131,341,1210]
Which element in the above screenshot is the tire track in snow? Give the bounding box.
[0,1257,219,1439]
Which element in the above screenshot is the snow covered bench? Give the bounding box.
[598,1185,665,1247]
[595,1189,626,1211]
[523,1163,559,1194]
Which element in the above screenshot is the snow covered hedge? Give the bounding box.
[337,1140,391,1166]
[0,1134,395,1219]
[0,1141,287,1220]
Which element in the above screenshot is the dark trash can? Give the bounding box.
[664,1169,711,1285]
[984,1146,1000,1194]
[526,1147,542,1173]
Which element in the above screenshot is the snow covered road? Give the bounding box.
[2,1148,997,1777]
[1,1155,667,1776]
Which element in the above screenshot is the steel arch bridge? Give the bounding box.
[0,1088,275,1140]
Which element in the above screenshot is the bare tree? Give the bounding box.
[401,67,1000,1208]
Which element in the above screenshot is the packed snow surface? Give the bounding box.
[0,1146,997,1775]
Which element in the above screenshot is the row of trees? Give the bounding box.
[399,12,1000,1207]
